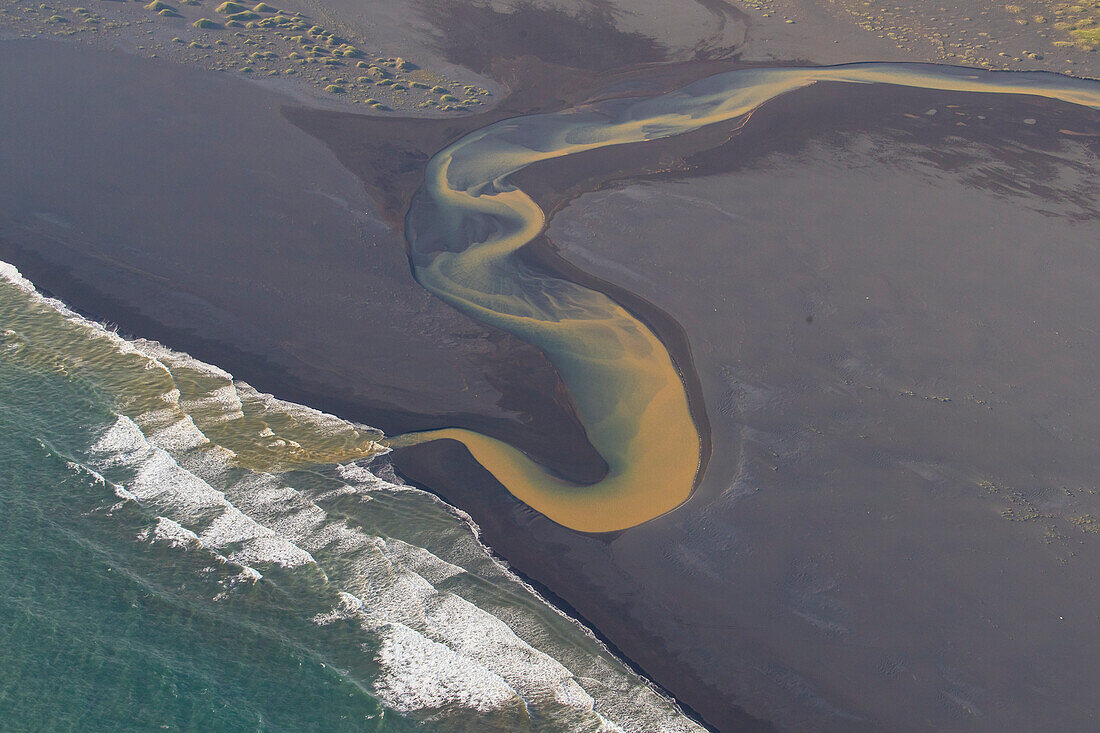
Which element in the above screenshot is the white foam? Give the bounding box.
[181,383,246,422]
[144,516,200,549]
[312,591,365,626]
[90,415,315,569]
[3,258,703,731]
[371,620,519,714]
[0,261,38,295]
[131,338,234,382]
[146,415,210,453]
[381,538,465,585]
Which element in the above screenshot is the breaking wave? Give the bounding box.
[0,260,701,731]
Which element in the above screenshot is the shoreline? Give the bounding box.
[389,70,1100,730]
[389,447,728,733]
[6,27,1100,729]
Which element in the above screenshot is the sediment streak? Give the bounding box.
[396,63,1100,532]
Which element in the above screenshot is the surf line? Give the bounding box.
[387,62,1100,533]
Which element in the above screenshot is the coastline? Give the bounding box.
[5,15,1100,729]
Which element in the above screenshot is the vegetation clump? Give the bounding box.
[6,0,487,114]
[1072,26,1100,47]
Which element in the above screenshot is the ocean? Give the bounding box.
[0,260,702,732]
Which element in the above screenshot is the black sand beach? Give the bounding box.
[4,2,1100,729]
[0,39,613,479]
[395,84,1100,730]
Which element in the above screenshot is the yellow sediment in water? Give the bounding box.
[397,63,1100,533]
[0,271,382,472]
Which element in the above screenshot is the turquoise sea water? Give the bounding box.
[0,261,702,732]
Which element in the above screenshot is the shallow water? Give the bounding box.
[400,62,1100,532]
[0,261,701,732]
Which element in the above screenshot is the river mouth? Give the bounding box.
[390,74,1100,730]
[381,63,1100,533]
[4,25,1095,726]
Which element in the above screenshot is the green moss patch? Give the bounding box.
[215,1,246,12]
[192,17,217,27]
[1071,26,1100,46]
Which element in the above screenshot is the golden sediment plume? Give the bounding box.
[396,62,1100,533]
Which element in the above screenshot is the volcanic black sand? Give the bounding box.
[0,38,620,480]
[395,84,1100,731]
[5,24,1100,733]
